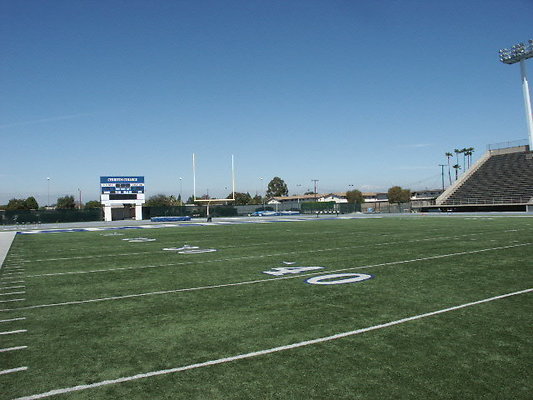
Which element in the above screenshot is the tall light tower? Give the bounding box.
[46,177,51,207]
[499,40,533,150]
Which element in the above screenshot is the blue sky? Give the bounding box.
[1,0,532,204]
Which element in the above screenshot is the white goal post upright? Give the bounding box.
[192,152,197,200]
[192,153,236,218]
[231,154,236,201]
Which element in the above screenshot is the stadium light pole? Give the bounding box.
[311,179,319,200]
[438,164,446,191]
[260,177,264,210]
[179,177,183,203]
[46,177,50,207]
[499,40,533,150]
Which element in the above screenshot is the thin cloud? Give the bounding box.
[397,143,433,148]
[396,166,436,170]
[0,113,91,129]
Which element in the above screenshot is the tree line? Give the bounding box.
[0,196,102,211]
[2,177,414,210]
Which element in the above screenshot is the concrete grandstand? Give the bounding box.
[425,142,532,212]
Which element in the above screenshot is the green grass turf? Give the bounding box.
[0,216,532,399]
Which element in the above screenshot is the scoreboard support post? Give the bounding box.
[104,205,112,222]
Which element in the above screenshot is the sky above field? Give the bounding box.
[1,0,532,204]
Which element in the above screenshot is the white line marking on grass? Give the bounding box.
[8,243,531,311]
[24,233,522,278]
[0,291,25,296]
[0,346,27,353]
[0,317,26,323]
[12,288,532,400]
[19,251,155,263]
[0,280,24,284]
[0,285,25,290]
[0,298,25,303]
[18,230,510,264]
[0,329,27,335]
[0,366,28,375]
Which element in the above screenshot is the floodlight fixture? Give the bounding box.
[499,39,533,150]
[499,40,533,64]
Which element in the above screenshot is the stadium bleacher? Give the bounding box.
[434,145,532,211]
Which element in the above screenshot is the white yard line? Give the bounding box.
[0,317,26,323]
[5,243,530,312]
[0,346,28,353]
[0,291,25,296]
[11,288,532,400]
[0,329,27,335]
[0,366,28,375]
[0,298,25,303]
[0,285,25,290]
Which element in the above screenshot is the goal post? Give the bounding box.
[192,153,236,202]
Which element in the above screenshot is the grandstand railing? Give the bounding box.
[487,139,529,151]
[442,196,532,205]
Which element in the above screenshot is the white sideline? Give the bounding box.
[11,288,532,400]
[0,231,17,271]
[3,243,530,312]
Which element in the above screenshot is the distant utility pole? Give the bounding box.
[499,39,533,150]
[438,164,446,191]
[311,179,319,199]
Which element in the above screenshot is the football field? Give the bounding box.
[1,216,532,399]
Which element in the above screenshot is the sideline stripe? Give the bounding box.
[0,346,28,353]
[0,366,28,375]
[12,288,532,400]
[4,243,530,312]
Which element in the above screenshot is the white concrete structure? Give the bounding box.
[100,176,145,222]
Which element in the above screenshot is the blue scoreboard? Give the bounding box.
[100,176,145,201]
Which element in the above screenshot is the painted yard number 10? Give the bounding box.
[262,266,373,285]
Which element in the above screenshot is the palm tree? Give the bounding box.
[452,164,461,180]
[465,147,475,168]
[454,148,461,167]
[460,148,467,171]
[445,152,453,185]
